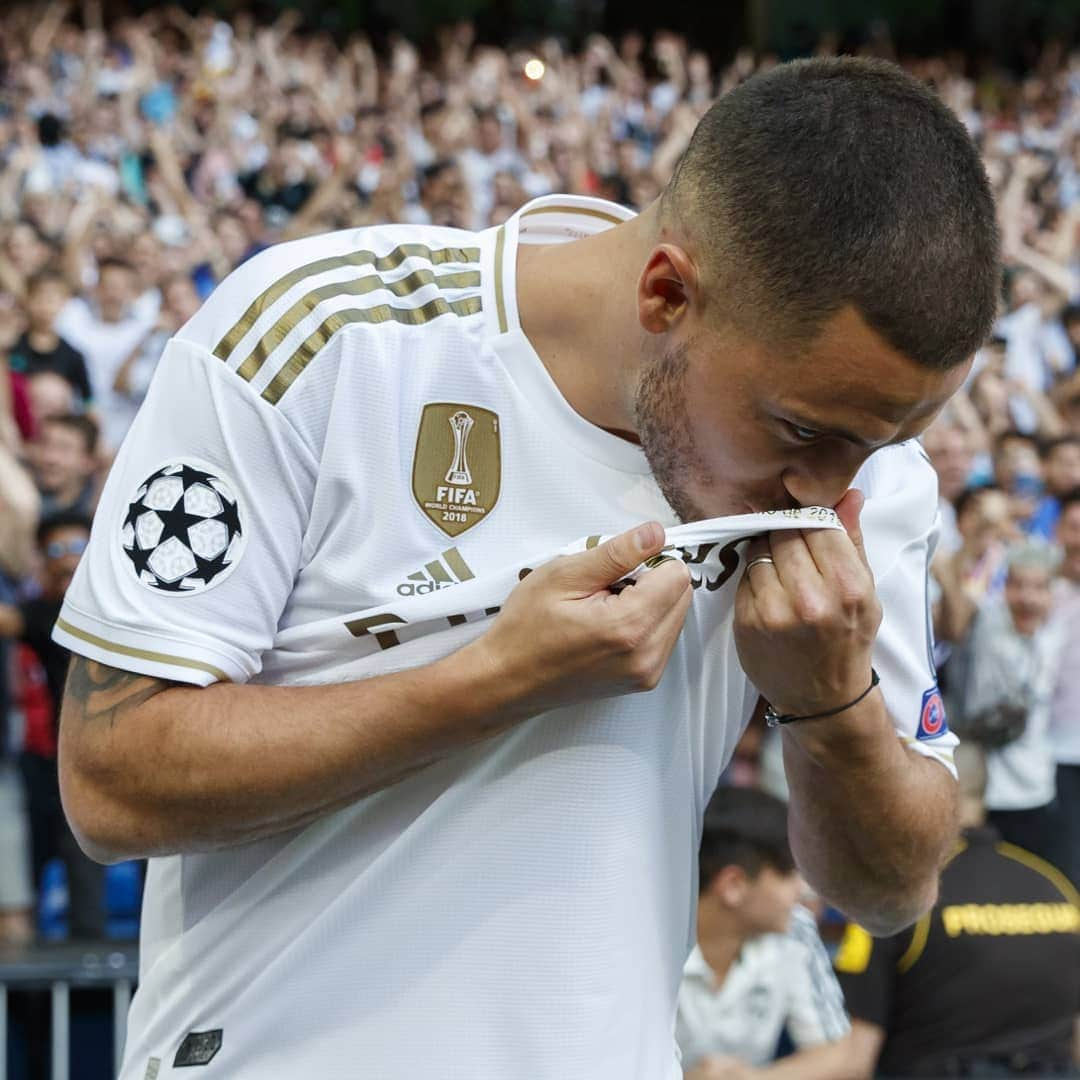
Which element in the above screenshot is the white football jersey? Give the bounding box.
[55,194,956,1080]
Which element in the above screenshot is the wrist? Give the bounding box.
[779,690,902,770]
[436,632,540,729]
[766,669,880,728]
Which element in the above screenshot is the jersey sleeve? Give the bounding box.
[859,442,959,776]
[782,906,851,1048]
[833,921,905,1029]
[53,337,318,686]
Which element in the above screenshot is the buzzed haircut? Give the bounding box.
[36,508,92,550]
[26,268,70,296]
[98,256,135,276]
[953,483,1001,520]
[664,57,999,370]
[698,786,795,893]
[44,413,99,456]
[1041,434,1080,460]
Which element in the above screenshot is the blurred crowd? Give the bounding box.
[0,4,1079,1076]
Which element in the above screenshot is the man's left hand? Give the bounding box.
[734,489,882,718]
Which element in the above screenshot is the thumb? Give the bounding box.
[555,521,667,592]
[834,488,870,566]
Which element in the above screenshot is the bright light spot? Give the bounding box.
[524,59,545,81]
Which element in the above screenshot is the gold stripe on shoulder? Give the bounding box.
[262,294,483,405]
[236,267,481,383]
[214,244,481,363]
[995,842,1080,907]
[55,617,230,683]
[520,203,626,225]
[493,225,508,334]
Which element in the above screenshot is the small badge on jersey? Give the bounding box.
[917,685,948,740]
[412,402,501,537]
[173,1029,222,1067]
[120,462,245,595]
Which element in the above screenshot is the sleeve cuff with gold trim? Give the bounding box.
[52,602,251,686]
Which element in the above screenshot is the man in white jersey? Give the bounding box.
[54,59,998,1078]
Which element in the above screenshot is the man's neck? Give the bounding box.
[514,203,659,436]
[695,908,748,990]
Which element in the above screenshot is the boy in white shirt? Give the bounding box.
[677,788,852,1080]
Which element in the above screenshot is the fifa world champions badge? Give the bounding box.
[917,685,948,740]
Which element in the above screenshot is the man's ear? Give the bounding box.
[637,243,699,335]
[707,863,750,908]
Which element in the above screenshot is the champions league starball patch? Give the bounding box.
[120,463,244,594]
[917,685,948,740]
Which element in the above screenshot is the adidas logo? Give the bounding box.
[396,547,475,596]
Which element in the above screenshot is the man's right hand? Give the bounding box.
[464,521,693,716]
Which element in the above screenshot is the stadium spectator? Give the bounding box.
[0,509,105,939]
[54,257,157,449]
[676,788,850,1079]
[958,542,1064,865]
[30,413,98,517]
[835,744,1080,1079]
[1052,489,1080,886]
[6,269,93,410]
[1029,435,1080,540]
[933,485,1014,647]
[112,272,202,412]
[0,445,39,946]
[921,419,973,554]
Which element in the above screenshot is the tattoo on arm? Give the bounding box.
[63,656,172,728]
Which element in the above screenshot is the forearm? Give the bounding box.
[756,1036,865,1080]
[60,641,527,863]
[781,694,958,935]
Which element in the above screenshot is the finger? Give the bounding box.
[832,488,870,568]
[741,536,776,597]
[612,553,691,614]
[734,567,760,631]
[553,521,666,595]
[767,528,822,596]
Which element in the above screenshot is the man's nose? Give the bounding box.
[781,453,864,510]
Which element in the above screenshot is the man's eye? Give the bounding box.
[787,423,822,443]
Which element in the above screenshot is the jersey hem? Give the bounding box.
[53,604,248,685]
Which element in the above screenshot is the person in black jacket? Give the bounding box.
[835,743,1080,1078]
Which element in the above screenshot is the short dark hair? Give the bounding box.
[43,413,99,456]
[995,429,1037,454]
[36,508,92,549]
[664,57,999,370]
[98,256,135,276]
[26,268,70,296]
[698,787,794,893]
[1059,487,1080,517]
[1041,434,1080,460]
[953,482,1001,520]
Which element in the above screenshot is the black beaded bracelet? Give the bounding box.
[764,669,881,727]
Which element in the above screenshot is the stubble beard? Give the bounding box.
[633,341,711,524]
